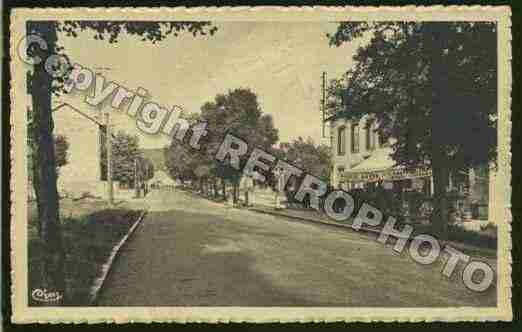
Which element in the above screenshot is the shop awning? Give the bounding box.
[351,147,396,172]
[341,147,432,183]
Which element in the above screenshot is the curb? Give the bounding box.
[87,209,148,305]
[250,206,370,232]
[249,207,496,259]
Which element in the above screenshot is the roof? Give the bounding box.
[348,147,396,173]
[53,103,105,127]
[342,147,432,183]
[52,103,116,138]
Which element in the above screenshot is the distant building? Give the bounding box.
[149,170,176,188]
[52,105,110,198]
[326,113,497,223]
[27,104,115,200]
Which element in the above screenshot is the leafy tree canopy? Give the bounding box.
[328,22,497,171]
[100,130,142,185]
[164,89,280,186]
[58,21,217,43]
[277,137,331,183]
[164,112,214,183]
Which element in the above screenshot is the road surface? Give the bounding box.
[97,188,496,306]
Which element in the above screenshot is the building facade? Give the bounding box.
[52,105,107,198]
[329,114,389,189]
[27,104,115,200]
[327,113,496,223]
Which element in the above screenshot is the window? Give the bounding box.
[351,123,359,153]
[366,119,375,151]
[379,133,387,146]
[338,167,345,187]
[337,126,346,156]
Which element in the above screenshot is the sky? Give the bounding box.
[57,22,366,149]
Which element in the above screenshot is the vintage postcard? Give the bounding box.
[9,6,512,323]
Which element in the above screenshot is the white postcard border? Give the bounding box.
[9,6,512,323]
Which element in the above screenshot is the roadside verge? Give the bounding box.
[27,199,147,306]
[88,210,147,304]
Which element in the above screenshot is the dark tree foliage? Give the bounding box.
[284,137,331,182]
[164,89,280,202]
[164,112,212,185]
[57,21,217,44]
[54,134,69,170]
[141,158,155,182]
[100,130,142,186]
[27,110,69,181]
[200,88,279,202]
[328,22,497,237]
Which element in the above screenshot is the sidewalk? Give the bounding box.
[248,202,496,259]
[250,203,355,230]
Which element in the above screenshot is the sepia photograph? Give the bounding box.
[8,6,512,323]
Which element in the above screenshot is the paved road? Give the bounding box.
[97,189,496,306]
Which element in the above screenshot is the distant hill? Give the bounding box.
[140,148,166,171]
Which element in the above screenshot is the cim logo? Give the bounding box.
[31,288,63,303]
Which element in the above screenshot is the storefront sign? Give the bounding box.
[341,167,432,183]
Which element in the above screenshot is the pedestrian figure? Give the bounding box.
[241,170,255,207]
[141,182,147,197]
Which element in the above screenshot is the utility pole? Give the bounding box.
[105,110,114,205]
[134,157,140,198]
[95,67,114,206]
[321,71,326,138]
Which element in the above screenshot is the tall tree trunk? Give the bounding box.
[431,154,449,238]
[427,24,450,239]
[221,178,227,200]
[134,159,140,198]
[31,140,43,236]
[213,178,218,198]
[27,21,65,303]
[233,181,239,204]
